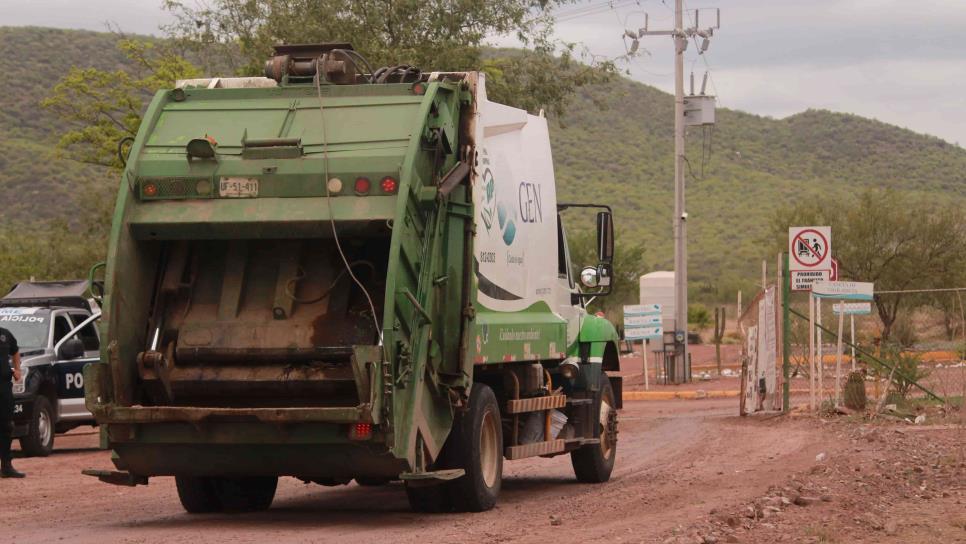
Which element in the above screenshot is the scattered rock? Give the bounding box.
[549,515,561,526]
[702,535,718,544]
[815,452,828,462]
[884,520,899,535]
[859,512,884,530]
[914,414,926,425]
[820,494,833,502]
[794,496,820,506]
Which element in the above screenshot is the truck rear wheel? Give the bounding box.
[404,383,503,513]
[176,476,221,513]
[571,377,617,483]
[448,383,503,512]
[20,396,54,457]
[176,476,278,513]
[214,476,278,512]
[404,482,451,513]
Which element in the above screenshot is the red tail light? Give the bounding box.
[143,182,158,197]
[380,176,398,194]
[354,177,371,195]
[349,422,372,440]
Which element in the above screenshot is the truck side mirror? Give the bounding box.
[596,211,614,263]
[58,338,85,360]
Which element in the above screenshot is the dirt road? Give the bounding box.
[1,398,963,543]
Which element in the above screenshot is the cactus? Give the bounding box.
[713,307,726,376]
[844,371,867,410]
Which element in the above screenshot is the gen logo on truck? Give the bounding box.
[84,44,622,514]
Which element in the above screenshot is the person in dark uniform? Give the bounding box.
[1,326,25,478]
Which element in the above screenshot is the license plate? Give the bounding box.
[219,177,259,198]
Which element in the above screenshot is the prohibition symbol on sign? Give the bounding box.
[788,226,832,269]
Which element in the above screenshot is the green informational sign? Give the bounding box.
[624,304,662,340]
[812,281,874,301]
[832,302,872,315]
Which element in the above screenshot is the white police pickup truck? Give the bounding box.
[1,281,101,456]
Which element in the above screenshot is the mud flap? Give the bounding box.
[608,374,623,409]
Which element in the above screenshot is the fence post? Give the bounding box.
[782,253,791,413]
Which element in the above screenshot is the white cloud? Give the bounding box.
[2,0,964,144]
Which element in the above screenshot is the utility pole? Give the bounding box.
[672,0,688,384]
[632,3,720,383]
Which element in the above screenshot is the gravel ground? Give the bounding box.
[1,398,962,543]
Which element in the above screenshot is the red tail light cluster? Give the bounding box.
[380,176,398,194]
[349,422,372,441]
[142,182,159,197]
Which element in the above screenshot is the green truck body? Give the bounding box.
[85,45,621,512]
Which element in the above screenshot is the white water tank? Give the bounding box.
[639,271,676,333]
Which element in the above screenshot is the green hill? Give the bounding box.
[1,26,964,299]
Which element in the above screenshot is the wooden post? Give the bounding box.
[643,340,650,391]
[817,297,824,407]
[809,293,816,411]
[850,314,856,371]
[835,304,845,407]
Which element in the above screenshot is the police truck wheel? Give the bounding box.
[571,377,617,483]
[175,476,222,514]
[20,395,54,457]
[449,383,503,512]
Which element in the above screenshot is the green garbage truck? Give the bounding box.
[84,44,622,513]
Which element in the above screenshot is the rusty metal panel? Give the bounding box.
[505,394,567,414]
[504,439,566,460]
[93,405,368,424]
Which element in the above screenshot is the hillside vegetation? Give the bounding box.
[1,26,964,300]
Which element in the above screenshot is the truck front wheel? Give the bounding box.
[571,377,617,483]
[19,395,54,457]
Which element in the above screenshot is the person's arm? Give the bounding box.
[10,332,20,381]
[12,351,21,382]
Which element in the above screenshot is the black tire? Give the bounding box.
[175,476,221,514]
[20,395,54,457]
[571,376,617,483]
[447,383,503,512]
[214,476,278,512]
[355,476,391,486]
[175,476,277,513]
[405,482,452,513]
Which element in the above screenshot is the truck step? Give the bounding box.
[81,469,148,487]
[505,394,567,414]
[566,398,593,406]
[398,468,465,486]
[505,438,566,460]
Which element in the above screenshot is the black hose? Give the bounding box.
[330,49,376,83]
[117,136,135,167]
[285,261,377,304]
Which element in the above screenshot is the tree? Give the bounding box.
[161,0,615,117]
[769,189,966,341]
[41,39,200,168]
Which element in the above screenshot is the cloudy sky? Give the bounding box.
[2,0,964,145]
